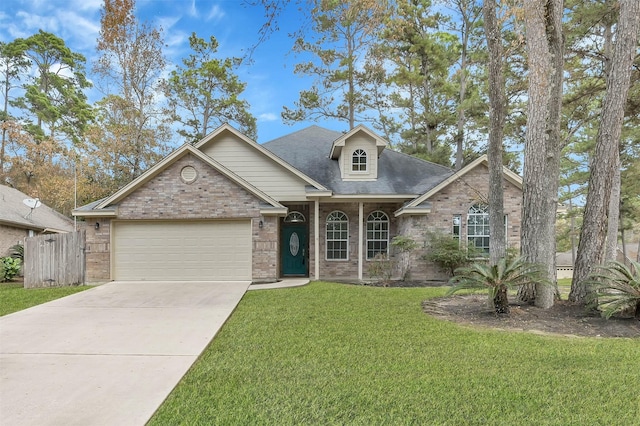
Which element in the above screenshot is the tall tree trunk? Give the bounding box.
[454,15,470,171]
[569,196,577,265]
[570,0,640,303]
[517,0,564,309]
[483,0,506,267]
[605,155,621,261]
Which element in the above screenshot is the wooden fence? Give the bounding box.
[24,231,86,288]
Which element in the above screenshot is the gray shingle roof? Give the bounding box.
[263,125,454,195]
[0,185,74,232]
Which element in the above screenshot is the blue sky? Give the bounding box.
[0,0,346,142]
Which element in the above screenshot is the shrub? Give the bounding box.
[391,235,418,281]
[586,260,640,320]
[10,244,24,261]
[424,231,481,276]
[367,253,393,282]
[1,257,22,282]
[447,256,548,314]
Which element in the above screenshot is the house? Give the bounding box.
[0,185,75,256]
[73,124,523,283]
[556,243,640,279]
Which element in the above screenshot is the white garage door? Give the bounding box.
[113,220,252,281]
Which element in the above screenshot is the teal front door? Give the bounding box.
[282,225,308,276]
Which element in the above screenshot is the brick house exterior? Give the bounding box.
[74,124,523,283]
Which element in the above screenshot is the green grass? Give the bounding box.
[557,278,572,287]
[557,278,572,298]
[0,282,89,317]
[150,282,640,425]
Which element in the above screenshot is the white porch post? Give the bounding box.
[358,202,364,281]
[314,199,320,280]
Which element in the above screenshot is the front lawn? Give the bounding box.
[0,283,89,317]
[150,282,639,425]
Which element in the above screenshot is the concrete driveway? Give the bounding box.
[0,280,250,426]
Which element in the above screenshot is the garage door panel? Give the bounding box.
[113,221,251,281]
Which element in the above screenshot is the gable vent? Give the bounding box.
[180,166,198,183]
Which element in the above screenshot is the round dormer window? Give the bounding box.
[180,165,198,184]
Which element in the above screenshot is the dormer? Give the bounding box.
[329,125,388,181]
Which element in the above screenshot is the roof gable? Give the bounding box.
[93,143,284,211]
[329,124,388,160]
[195,124,328,194]
[401,154,522,211]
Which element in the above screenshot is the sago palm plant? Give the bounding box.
[447,256,548,314]
[586,260,640,320]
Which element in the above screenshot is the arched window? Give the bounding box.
[467,204,489,253]
[366,211,389,259]
[326,211,349,260]
[284,211,306,223]
[352,149,367,171]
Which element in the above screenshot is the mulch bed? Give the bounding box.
[422,294,640,338]
[362,280,639,338]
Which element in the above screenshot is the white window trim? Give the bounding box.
[366,210,389,260]
[351,149,368,172]
[467,204,489,254]
[326,211,349,261]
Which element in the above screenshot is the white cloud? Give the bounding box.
[15,10,60,34]
[258,113,278,122]
[57,11,101,47]
[68,0,103,12]
[206,4,224,22]
[189,0,198,18]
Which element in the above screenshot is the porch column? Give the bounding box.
[358,202,364,281]
[314,199,320,280]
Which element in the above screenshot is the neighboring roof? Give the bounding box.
[556,251,575,266]
[557,244,640,266]
[0,185,74,233]
[74,143,286,216]
[263,125,454,196]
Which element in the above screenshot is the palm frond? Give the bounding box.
[586,261,640,319]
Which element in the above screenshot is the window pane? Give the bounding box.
[467,204,489,254]
[366,211,389,259]
[326,211,348,260]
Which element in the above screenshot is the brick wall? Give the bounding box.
[312,202,402,281]
[253,215,278,282]
[84,153,277,282]
[84,219,110,282]
[399,163,523,281]
[0,225,28,257]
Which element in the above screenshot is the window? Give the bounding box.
[467,204,489,254]
[352,149,367,171]
[326,211,349,260]
[366,211,389,259]
[284,211,306,223]
[452,215,461,243]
